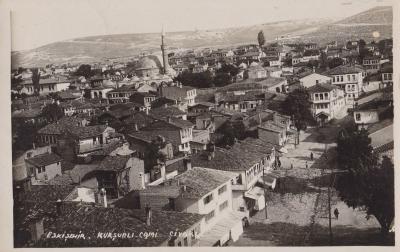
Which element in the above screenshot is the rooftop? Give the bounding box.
[324,64,364,75]
[26,153,63,167]
[307,83,338,93]
[170,167,236,199]
[15,201,203,247]
[97,156,131,171]
[191,138,274,172]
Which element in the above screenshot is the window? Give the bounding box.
[184,237,188,246]
[218,185,227,195]
[314,94,319,100]
[177,241,182,247]
[356,113,361,121]
[324,93,328,100]
[347,75,350,81]
[340,76,343,82]
[26,152,32,158]
[219,201,228,211]
[203,193,213,205]
[205,210,215,222]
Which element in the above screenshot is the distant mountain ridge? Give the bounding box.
[11,6,392,69]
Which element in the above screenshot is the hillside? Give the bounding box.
[11,6,393,68]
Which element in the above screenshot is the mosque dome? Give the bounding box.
[136,57,159,70]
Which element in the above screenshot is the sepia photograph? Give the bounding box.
[8,0,396,248]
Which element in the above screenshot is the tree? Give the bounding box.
[328,57,344,69]
[257,30,265,48]
[216,120,246,147]
[174,70,214,88]
[144,137,167,179]
[31,68,41,96]
[335,128,394,235]
[75,64,93,78]
[281,87,315,134]
[217,64,239,76]
[213,72,232,87]
[41,103,64,122]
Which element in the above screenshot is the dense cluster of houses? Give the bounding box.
[11,36,393,247]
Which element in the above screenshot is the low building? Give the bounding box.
[25,152,63,183]
[257,121,287,146]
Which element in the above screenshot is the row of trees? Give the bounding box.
[173,64,240,88]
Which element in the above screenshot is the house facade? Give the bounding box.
[325,65,365,104]
[308,83,345,123]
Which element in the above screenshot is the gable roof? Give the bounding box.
[191,138,275,172]
[170,167,236,199]
[25,153,62,167]
[324,65,364,75]
[15,201,203,247]
[97,156,131,171]
[307,83,338,93]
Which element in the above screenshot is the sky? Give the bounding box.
[10,0,393,51]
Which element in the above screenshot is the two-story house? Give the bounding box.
[191,140,276,216]
[363,55,381,74]
[142,118,194,153]
[325,65,365,104]
[307,83,345,124]
[160,84,197,108]
[381,62,393,87]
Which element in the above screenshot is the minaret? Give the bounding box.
[161,26,170,74]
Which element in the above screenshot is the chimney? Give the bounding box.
[183,158,192,171]
[145,205,152,226]
[32,142,36,150]
[167,116,172,123]
[313,66,315,73]
[29,217,44,242]
[100,188,107,208]
[145,107,149,115]
[134,123,139,131]
[56,199,62,216]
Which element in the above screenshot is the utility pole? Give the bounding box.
[262,160,268,219]
[328,182,332,245]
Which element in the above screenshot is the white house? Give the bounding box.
[308,83,345,124]
[325,65,365,104]
[299,72,332,88]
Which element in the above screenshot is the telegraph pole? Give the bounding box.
[263,160,268,219]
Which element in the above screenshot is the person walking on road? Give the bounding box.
[310,152,314,161]
[334,208,339,219]
[305,161,308,169]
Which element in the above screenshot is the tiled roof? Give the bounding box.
[72,125,107,139]
[324,65,364,75]
[139,185,181,197]
[12,108,42,119]
[149,106,186,120]
[258,121,285,133]
[218,91,265,103]
[15,201,203,247]
[170,167,236,199]
[19,185,76,202]
[307,83,337,93]
[97,156,130,171]
[191,138,274,172]
[48,164,99,185]
[26,153,62,167]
